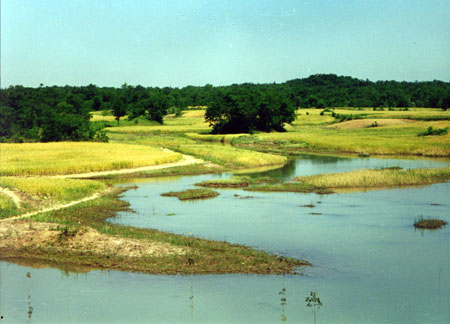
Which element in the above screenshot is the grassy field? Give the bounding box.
[256,124,450,156]
[136,108,448,157]
[0,177,106,202]
[106,110,210,134]
[295,167,450,189]
[1,142,181,176]
[245,167,450,194]
[173,144,287,168]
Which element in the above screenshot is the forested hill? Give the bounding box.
[1,74,449,141]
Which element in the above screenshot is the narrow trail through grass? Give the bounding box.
[0,188,112,223]
[52,151,208,179]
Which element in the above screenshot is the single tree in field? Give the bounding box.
[112,96,127,126]
[205,88,295,134]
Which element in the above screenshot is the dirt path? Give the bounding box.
[0,189,111,223]
[52,152,207,179]
[0,150,215,222]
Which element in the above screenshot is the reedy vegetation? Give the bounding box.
[0,177,106,202]
[1,142,181,176]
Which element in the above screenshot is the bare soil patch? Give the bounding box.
[0,220,186,258]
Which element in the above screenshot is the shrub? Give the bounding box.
[418,126,448,136]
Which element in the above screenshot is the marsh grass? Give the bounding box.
[294,167,450,189]
[195,176,279,188]
[1,142,181,176]
[0,177,106,202]
[196,177,252,188]
[173,144,286,168]
[20,189,307,274]
[245,167,450,194]
[246,182,334,194]
[92,164,225,180]
[413,216,448,229]
[161,188,220,200]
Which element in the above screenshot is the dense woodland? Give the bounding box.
[1,74,449,141]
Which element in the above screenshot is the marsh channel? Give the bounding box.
[1,154,450,323]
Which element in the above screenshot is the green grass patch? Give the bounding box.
[0,177,106,202]
[161,188,220,200]
[195,176,279,188]
[418,126,448,136]
[195,176,252,188]
[0,193,18,218]
[246,182,334,194]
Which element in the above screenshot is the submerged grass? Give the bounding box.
[161,188,220,200]
[1,142,182,176]
[413,216,448,229]
[2,189,307,275]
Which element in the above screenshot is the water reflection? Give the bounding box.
[26,272,33,324]
[241,153,450,180]
[279,277,287,322]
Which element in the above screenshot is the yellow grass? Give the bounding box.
[0,142,182,176]
[0,193,16,210]
[103,107,449,157]
[295,167,450,188]
[108,133,197,147]
[256,119,450,156]
[0,177,106,202]
[174,144,286,168]
[106,109,209,134]
[90,111,116,122]
[184,133,249,142]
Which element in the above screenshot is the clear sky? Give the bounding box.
[1,0,449,87]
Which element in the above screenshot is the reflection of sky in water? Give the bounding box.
[2,155,450,324]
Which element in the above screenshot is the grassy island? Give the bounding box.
[161,188,220,200]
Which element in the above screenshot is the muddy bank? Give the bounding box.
[0,190,308,275]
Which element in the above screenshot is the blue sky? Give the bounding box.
[1,0,449,87]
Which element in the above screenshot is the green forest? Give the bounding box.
[1,74,449,141]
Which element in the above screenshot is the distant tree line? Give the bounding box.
[1,74,449,141]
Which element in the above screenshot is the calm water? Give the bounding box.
[1,155,449,323]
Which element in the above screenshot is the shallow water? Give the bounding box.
[1,155,449,323]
